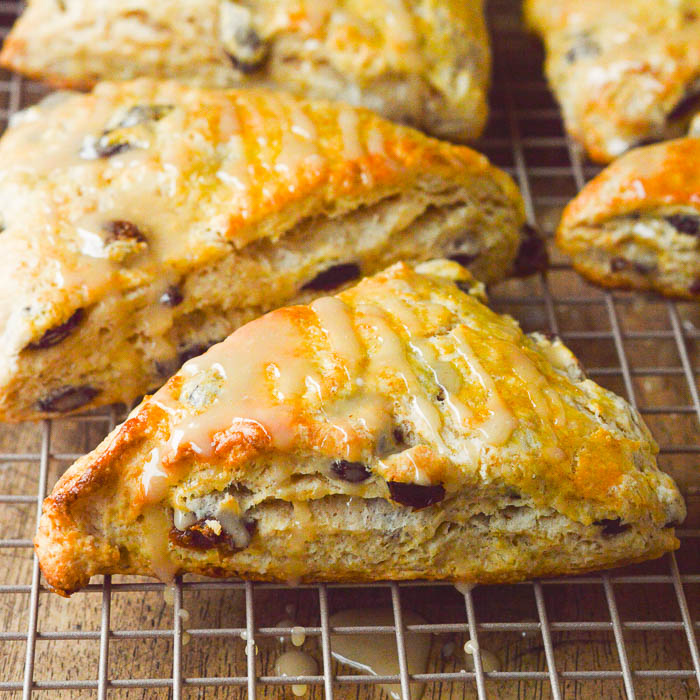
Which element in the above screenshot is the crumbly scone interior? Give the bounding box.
[559,208,700,297]
[36,262,685,594]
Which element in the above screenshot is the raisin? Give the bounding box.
[178,340,221,364]
[331,460,372,483]
[80,135,132,159]
[633,261,655,275]
[103,220,146,243]
[667,91,700,122]
[117,104,173,128]
[610,257,629,272]
[27,308,84,349]
[666,214,700,237]
[690,278,700,295]
[449,253,479,267]
[169,518,253,552]
[225,27,268,74]
[393,427,405,444]
[36,385,100,413]
[594,518,630,536]
[302,263,361,291]
[154,357,180,378]
[388,481,445,509]
[565,32,602,63]
[512,224,548,277]
[159,285,183,307]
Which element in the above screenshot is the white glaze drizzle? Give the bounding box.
[329,607,431,700]
[275,649,318,698]
[450,326,517,446]
[337,107,364,161]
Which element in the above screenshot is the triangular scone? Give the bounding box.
[558,136,700,299]
[526,0,700,162]
[0,79,536,422]
[36,261,685,596]
[0,0,490,142]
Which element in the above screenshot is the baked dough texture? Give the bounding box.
[35,260,685,596]
[526,0,700,162]
[0,79,533,422]
[0,0,491,142]
[558,136,700,299]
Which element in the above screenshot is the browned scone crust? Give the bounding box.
[35,261,685,596]
[558,137,700,299]
[0,79,532,422]
[0,0,490,142]
[525,0,700,162]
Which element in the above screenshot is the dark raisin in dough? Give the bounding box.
[27,308,84,350]
[689,278,700,295]
[81,137,132,159]
[178,340,222,364]
[170,518,256,551]
[449,253,479,267]
[512,224,548,276]
[565,32,602,63]
[665,213,700,237]
[118,104,174,128]
[666,91,700,122]
[594,518,630,536]
[633,261,655,275]
[36,385,100,413]
[331,459,372,483]
[226,27,268,73]
[302,263,361,291]
[610,257,629,272]
[388,481,445,509]
[159,285,184,307]
[103,220,147,243]
[154,357,180,378]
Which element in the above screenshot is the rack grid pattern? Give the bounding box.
[0,1,698,698]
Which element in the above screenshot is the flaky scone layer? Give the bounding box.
[558,137,700,298]
[0,79,531,421]
[526,0,700,162]
[0,0,490,141]
[36,261,685,596]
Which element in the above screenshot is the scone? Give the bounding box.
[525,0,700,162]
[0,0,490,142]
[558,136,700,299]
[0,79,538,423]
[35,260,685,596]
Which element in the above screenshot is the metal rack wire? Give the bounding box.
[0,0,698,697]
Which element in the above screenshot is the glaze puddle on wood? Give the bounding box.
[329,607,431,700]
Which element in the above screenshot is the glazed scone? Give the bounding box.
[0,79,538,422]
[525,0,700,162]
[35,261,685,596]
[0,0,490,142]
[558,137,700,299]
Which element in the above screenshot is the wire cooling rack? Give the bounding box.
[0,0,698,698]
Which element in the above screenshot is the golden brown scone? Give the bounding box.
[0,0,490,142]
[0,79,537,422]
[35,260,685,596]
[525,0,700,162]
[558,137,700,299]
